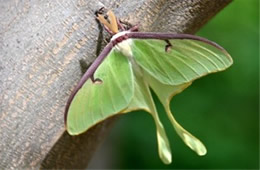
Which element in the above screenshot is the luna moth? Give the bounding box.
[65,8,233,164]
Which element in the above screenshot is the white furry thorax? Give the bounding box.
[111,31,133,58]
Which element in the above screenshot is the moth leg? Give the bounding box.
[165,39,172,52]
[129,25,139,32]
[117,18,139,32]
[117,19,125,31]
[105,37,111,44]
[119,19,132,27]
[102,25,114,35]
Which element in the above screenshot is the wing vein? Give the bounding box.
[134,44,170,82]
[174,49,211,72]
[174,44,221,70]
[106,66,117,112]
[170,52,201,77]
[162,52,190,81]
[108,54,129,104]
[189,40,227,67]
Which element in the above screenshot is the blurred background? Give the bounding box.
[89,0,259,168]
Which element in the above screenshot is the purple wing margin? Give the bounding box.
[64,42,114,125]
[127,32,229,53]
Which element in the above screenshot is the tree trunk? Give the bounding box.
[0,0,231,169]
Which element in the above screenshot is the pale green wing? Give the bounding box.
[121,65,172,164]
[132,39,233,85]
[67,49,134,135]
[144,71,207,156]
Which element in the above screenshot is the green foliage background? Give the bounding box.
[90,0,259,168]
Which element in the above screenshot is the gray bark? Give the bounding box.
[0,0,231,169]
